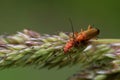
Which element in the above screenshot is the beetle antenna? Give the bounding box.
[68,18,75,39]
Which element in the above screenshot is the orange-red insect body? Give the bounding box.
[63,39,74,53]
[63,25,100,53]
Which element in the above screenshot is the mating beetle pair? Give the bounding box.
[63,21,100,53]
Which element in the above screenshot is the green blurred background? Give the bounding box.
[0,0,120,80]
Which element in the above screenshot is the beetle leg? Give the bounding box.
[73,32,78,38]
[81,28,83,32]
[88,25,93,30]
